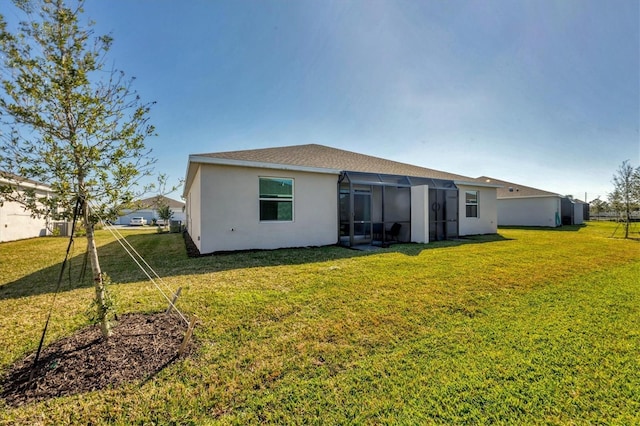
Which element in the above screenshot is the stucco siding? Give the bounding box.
[0,199,49,242]
[497,196,561,227]
[186,165,203,253]
[198,164,338,253]
[410,185,429,243]
[457,184,497,236]
[118,208,186,225]
[573,203,584,225]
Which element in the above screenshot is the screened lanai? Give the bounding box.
[338,171,459,247]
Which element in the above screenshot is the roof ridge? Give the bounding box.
[195,144,481,182]
[136,195,185,208]
[479,176,561,197]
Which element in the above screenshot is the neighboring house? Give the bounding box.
[479,176,563,227]
[561,197,586,226]
[117,195,186,225]
[183,144,500,254]
[580,200,590,222]
[0,174,55,242]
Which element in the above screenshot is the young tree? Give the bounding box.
[149,174,182,231]
[0,0,156,337]
[608,160,640,238]
[589,197,609,221]
[156,204,174,231]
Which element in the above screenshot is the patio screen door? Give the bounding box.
[429,188,458,241]
[353,191,372,243]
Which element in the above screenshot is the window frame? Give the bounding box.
[259,177,294,222]
[465,190,479,218]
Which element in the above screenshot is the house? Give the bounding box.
[117,195,186,226]
[479,177,563,227]
[579,200,590,222]
[183,144,499,254]
[560,197,586,226]
[0,174,55,242]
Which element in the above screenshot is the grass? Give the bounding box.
[0,222,639,424]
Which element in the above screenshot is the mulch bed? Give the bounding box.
[183,230,202,258]
[1,312,195,407]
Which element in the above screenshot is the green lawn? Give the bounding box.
[1,222,639,424]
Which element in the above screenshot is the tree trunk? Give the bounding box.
[625,199,630,239]
[625,216,630,239]
[84,204,112,338]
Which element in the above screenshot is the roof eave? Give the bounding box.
[183,155,342,198]
[498,194,562,200]
[454,180,502,188]
[0,175,54,192]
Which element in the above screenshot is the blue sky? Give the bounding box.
[5,1,639,201]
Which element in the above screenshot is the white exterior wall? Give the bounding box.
[171,208,186,223]
[497,196,561,227]
[410,185,429,243]
[118,207,186,225]
[186,165,203,252]
[0,198,49,242]
[573,203,584,225]
[457,184,497,236]
[193,164,338,254]
[118,209,154,225]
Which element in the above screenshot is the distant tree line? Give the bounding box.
[590,160,640,238]
[589,197,639,220]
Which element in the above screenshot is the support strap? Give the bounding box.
[30,196,84,381]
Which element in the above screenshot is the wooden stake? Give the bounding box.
[165,287,182,313]
[178,315,197,355]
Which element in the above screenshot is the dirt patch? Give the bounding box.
[1,312,195,407]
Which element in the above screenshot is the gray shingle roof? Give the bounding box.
[136,195,184,209]
[195,144,480,182]
[478,176,561,198]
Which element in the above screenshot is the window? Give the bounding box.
[465,190,478,218]
[259,177,293,221]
